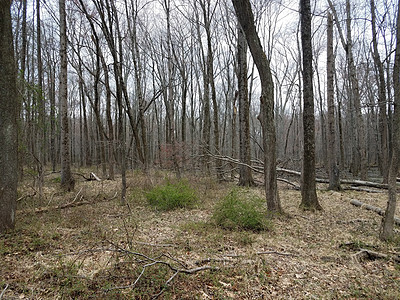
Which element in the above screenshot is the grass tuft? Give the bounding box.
[146,179,198,211]
[212,188,271,232]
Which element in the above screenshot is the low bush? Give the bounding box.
[212,188,271,232]
[146,179,197,211]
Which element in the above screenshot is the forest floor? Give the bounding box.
[1,169,400,299]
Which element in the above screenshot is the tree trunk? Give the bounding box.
[345,0,367,179]
[232,0,282,213]
[59,0,74,191]
[237,25,254,187]
[299,0,322,211]
[327,12,341,191]
[380,0,400,240]
[370,0,389,183]
[36,0,45,195]
[328,0,367,179]
[0,0,18,232]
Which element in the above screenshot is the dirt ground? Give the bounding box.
[1,170,400,299]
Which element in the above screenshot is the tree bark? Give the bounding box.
[299,0,322,210]
[237,25,254,187]
[327,12,341,191]
[232,0,282,213]
[0,0,18,232]
[380,0,400,240]
[59,0,74,191]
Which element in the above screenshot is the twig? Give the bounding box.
[105,240,218,293]
[72,187,83,204]
[135,242,178,248]
[0,284,9,300]
[152,271,179,299]
[257,250,298,257]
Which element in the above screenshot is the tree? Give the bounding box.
[299,0,321,210]
[237,25,255,187]
[327,12,341,191]
[232,0,282,213]
[370,0,389,183]
[59,0,75,191]
[328,0,367,179]
[0,0,18,231]
[380,0,400,241]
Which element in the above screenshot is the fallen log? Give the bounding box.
[344,187,384,193]
[211,154,393,189]
[350,199,400,226]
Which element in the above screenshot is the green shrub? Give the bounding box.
[146,179,197,211]
[212,188,271,232]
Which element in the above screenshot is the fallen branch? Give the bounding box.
[277,178,300,190]
[104,241,218,298]
[17,191,37,202]
[89,172,101,181]
[351,248,400,264]
[22,200,91,214]
[73,172,102,181]
[350,199,400,226]
[344,187,384,193]
[0,284,8,300]
[135,242,178,248]
[257,250,298,257]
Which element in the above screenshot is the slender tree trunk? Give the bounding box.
[380,0,400,240]
[18,0,27,180]
[49,63,56,172]
[370,0,389,183]
[36,0,45,195]
[327,12,341,191]
[346,0,367,179]
[232,0,282,213]
[59,0,74,191]
[0,0,18,232]
[300,0,322,211]
[237,25,254,186]
[328,0,367,179]
[231,92,238,180]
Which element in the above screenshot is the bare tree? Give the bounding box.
[0,0,18,232]
[237,24,254,187]
[59,0,75,191]
[232,0,282,213]
[380,0,400,241]
[327,12,341,191]
[370,0,389,183]
[299,0,321,210]
[328,0,367,179]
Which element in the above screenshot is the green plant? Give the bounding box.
[212,188,271,232]
[146,179,198,211]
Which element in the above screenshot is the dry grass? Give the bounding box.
[1,169,400,299]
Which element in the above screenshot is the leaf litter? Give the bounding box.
[0,172,399,299]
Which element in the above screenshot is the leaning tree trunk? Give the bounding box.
[299,0,322,210]
[0,0,18,232]
[232,0,282,213]
[59,0,74,191]
[380,0,400,240]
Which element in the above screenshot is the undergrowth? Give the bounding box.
[212,188,272,232]
[146,179,198,211]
